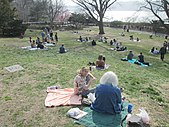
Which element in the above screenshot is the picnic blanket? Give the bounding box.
[44,43,55,47]
[90,64,110,70]
[45,88,82,107]
[121,58,150,67]
[75,101,128,127]
[21,46,48,50]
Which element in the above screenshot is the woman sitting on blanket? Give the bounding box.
[91,71,122,115]
[96,54,105,69]
[74,67,96,97]
[31,40,36,48]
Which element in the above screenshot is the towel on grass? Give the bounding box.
[21,46,48,51]
[29,48,48,51]
[21,46,31,49]
[90,64,110,70]
[121,58,150,67]
[74,101,128,127]
[45,88,82,107]
[44,43,55,47]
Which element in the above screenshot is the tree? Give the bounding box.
[44,0,65,27]
[68,13,95,25]
[12,0,34,22]
[142,0,169,34]
[0,0,27,37]
[73,0,117,34]
[29,0,47,22]
[0,0,15,28]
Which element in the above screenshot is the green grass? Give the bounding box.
[0,26,169,126]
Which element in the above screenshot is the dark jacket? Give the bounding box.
[91,84,122,115]
[59,46,65,53]
[159,46,167,54]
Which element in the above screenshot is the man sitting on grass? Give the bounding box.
[127,50,134,60]
[135,52,150,66]
[59,44,66,53]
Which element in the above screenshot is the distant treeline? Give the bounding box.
[107,21,169,35]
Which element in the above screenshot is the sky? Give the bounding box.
[63,0,145,6]
[63,0,166,22]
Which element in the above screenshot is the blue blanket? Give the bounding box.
[121,58,150,67]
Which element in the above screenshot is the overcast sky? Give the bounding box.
[63,0,164,22]
[63,0,145,5]
[64,0,145,11]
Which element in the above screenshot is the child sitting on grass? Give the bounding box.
[74,67,96,97]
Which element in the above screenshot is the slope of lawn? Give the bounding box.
[0,26,169,127]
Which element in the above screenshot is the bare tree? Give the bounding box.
[142,0,169,34]
[44,0,65,27]
[29,0,47,22]
[12,0,34,21]
[73,0,117,34]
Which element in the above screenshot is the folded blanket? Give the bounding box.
[45,88,82,107]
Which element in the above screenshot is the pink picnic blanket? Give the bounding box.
[45,88,82,107]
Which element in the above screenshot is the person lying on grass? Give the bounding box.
[91,71,122,115]
[96,54,106,69]
[74,67,96,97]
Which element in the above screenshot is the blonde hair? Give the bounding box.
[77,67,89,75]
[100,71,118,86]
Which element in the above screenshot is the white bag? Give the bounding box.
[87,93,96,102]
[67,108,87,119]
[137,107,150,124]
[67,108,81,117]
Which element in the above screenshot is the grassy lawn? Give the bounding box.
[0,26,169,127]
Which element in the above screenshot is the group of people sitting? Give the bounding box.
[99,36,108,43]
[129,35,140,42]
[29,35,67,53]
[110,39,127,51]
[30,37,45,49]
[150,47,159,54]
[73,67,122,118]
[78,36,92,42]
[126,50,150,66]
[41,28,58,44]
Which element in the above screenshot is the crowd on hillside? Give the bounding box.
[23,26,169,127]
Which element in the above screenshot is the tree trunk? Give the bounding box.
[98,18,105,34]
[50,20,54,28]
